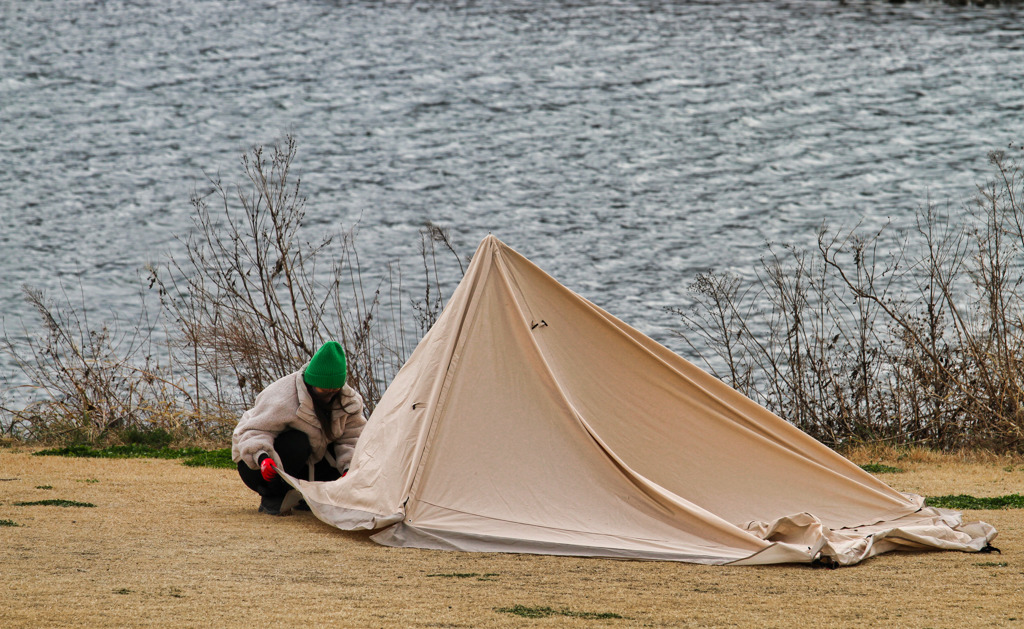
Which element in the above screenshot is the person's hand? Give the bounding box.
[260,457,278,481]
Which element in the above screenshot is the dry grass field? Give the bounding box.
[1,448,1022,628]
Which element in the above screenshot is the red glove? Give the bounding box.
[260,457,278,481]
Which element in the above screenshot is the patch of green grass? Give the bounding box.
[0,519,21,527]
[165,587,185,598]
[35,485,53,490]
[495,606,624,620]
[79,479,99,484]
[426,572,502,581]
[35,443,234,470]
[925,494,1024,509]
[13,499,95,508]
[181,448,235,469]
[427,572,502,581]
[34,444,206,460]
[497,606,557,619]
[114,588,131,595]
[975,561,1008,567]
[860,463,904,474]
[121,427,174,448]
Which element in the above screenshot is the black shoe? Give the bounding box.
[258,495,283,515]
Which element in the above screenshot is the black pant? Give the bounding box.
[237,429,341,500]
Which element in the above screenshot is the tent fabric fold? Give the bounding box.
[281,235,996,566]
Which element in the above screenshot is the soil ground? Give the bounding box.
[1,449,1022,628]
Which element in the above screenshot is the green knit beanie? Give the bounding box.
[303,341,347,389]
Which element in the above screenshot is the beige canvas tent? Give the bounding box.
[282,235,996,566]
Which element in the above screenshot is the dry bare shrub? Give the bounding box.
[150,135,461,416]
[2,135,461,444]
[0,284,204,444]
[675,145,1024,453]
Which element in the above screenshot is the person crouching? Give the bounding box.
[231,341,366,515]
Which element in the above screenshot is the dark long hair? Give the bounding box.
[307,384,337,442]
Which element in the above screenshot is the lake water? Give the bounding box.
[2,0,1024,381]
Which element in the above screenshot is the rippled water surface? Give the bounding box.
[2,0,1023,369]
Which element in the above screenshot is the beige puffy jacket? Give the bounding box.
[231,368,366,475]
